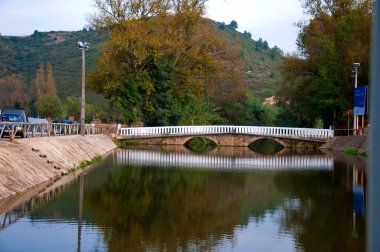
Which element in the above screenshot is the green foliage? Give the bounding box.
[140,58,181,126]
[278,0,373,127]
[0,29,109,116]
[178,97,226,125]
[344,147,368,157]
[36,94,63,119]
[229,20,238,30]
[245,97,276,125]
[0,15,282,124]
[63,96,80,120]
[88,0,251,126]
[243,30,252,39]
[79,155,103,169]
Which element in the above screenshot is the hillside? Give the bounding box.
[0,21,282,115]
[212,21,282,98]
[0,29,108,106]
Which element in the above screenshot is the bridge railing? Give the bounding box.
[0,122,113,141]
[119,125,334,139]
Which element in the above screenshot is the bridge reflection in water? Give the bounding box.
[115,149,334,171]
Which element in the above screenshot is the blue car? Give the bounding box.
[0,109,28,138]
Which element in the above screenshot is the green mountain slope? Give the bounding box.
[0,21,282,111]
[0,29,108,106]
[212,21,282,98]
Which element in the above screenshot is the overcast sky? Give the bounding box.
[0,0,304,53]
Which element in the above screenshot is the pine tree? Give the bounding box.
[33,63,45,99]
[46,63,57,96]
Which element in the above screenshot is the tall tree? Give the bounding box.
[89,0,244,125]
[36,95,63,119]
[46,63,57,96]
[33,64,45,99]
[277,0,373,127]
[32,63,58,99]
[0,74,28,108]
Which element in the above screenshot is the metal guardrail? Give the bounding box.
[119,125,334,139]
[0,122,114,142]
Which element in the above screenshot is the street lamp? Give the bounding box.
[77,41,90,136]
[353,62,360,132]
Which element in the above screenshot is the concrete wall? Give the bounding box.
[322,135,368,152]
[0,135,116,200]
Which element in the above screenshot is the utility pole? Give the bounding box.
[368,0,380,251]
[353,62,360,133]
[77,41,90,136]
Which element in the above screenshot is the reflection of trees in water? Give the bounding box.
[273,167,365,252]
[84,167,285,251]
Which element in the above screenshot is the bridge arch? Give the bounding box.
[184,136,218,146]
[184,137,218,152]
[248,137,287,148]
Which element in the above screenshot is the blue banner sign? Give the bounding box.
[354,86,367,116]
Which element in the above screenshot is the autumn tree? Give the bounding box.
[33,64,46,99]
[32,63,58,100]
[46,63,57,96]
[88,0,245,125]
[278,0,373,127]
[0,74,28,108]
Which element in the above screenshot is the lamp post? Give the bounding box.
[353,62,360,133]
[77,41,90,136]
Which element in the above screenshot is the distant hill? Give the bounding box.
[0,29,108,107]
[0,21,282,110]
[211,21,282,98]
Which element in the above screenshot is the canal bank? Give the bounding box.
[322,135,368,152]
[0,135,116,201]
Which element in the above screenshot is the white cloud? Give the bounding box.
[207,0,304,52]
[0,0,303,52]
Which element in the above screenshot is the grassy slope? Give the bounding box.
[0,30,108,107]
[210,21,282,99]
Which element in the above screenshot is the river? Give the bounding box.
[0,146,366,251]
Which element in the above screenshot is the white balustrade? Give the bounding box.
[118,125,334,139]
[116,149,334,171]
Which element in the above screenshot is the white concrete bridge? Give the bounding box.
[115,149,334,171]
[117,125,334,147]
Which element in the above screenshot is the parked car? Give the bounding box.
[28,117,49,135]
[52,119,77,134]
[52,119,75,124]
[0,109,28,138]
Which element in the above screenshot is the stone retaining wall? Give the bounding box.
[0,135,116,200]
[321,135,368,152]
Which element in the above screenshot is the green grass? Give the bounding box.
[113,139,122,148]
[344,148,368,157]
[79,155,104,169]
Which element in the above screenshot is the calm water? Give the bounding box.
[0,147,366,252]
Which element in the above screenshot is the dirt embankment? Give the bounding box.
[321,135,368,152]
[0,135,116,201]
